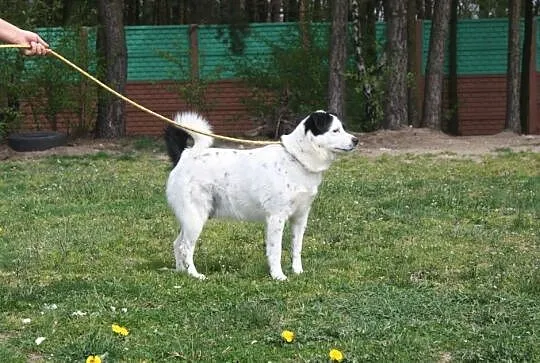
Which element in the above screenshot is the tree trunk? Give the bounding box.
[257,0,270,22]
[284,0,299,22]
[417,0,425,19]
[270,0,282,22]
[506,0,522,133]
[424,0,433,19]
[361,0,377,68]
[352,0,362,73]
[520,0,534,134]
[246,0,268,22]
[96,0,127,138]
[422,0,450,130]
[352,0,378,123]
[298,0,310,48]
[383,0,407,129]
[124,0,139,25]
[327,0,348,118]
[313,0,323,21]
[407,0,419,127]
[447,0,459,134]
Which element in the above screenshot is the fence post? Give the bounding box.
[189,24,199,80]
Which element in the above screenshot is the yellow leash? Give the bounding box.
[0,43,280,146]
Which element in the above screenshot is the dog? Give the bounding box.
[165,110,358,280]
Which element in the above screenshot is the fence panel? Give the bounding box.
[422,18,521,75]
[125,25,190,81]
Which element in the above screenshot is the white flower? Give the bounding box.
[44,303,57,310]
[35,337,46,345]
[22,318,32,324]
[71,310,87,317]
[121,308,127,313]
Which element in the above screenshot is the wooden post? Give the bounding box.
[189,24,199,80]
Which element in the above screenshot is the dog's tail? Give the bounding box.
[164,112,214,167]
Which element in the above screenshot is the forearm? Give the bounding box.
[0,18,23,44]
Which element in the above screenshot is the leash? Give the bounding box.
[0,43,281,146]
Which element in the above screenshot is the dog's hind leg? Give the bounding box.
[265,215,287,281]
[290,209,310,275]
[174,210,208,280]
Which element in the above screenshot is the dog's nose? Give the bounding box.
[352,137,359,146]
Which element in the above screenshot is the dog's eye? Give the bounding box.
[332,129,340,133]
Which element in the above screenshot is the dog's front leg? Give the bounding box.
[265,215,287,281]
[290,210,310,275]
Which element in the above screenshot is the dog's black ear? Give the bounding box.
[304,111,333,136]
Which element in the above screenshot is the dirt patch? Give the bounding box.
[0,138,143,161]
[356,127,540,157]
[1,128,539,161]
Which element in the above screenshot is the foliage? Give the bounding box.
[0,148,538,361]
[216,2,251,55]
[233,22,387,135]
[0,52,26,139]
[0,106,23,139]
[1,5,97,137]
[346,63,387,132]
[1,0,96,27]
[458,0,509,18]
[22,27,97,135]
[159,46,217,115]
[233,24,330,137]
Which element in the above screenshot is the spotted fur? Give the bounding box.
[165,110,358,280]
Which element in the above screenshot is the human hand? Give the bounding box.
[16,29,49,56]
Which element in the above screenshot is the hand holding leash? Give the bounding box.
[0,18,49,56]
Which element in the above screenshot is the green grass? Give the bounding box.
[0,148,539,362]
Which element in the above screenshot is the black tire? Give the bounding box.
[7,131,67,152]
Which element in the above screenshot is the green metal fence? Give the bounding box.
[422,18,524,75]
[34,18,539,81]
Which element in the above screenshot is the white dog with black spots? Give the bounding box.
[165,110,358,280]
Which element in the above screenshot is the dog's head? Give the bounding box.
[303,110,358,153]
[281,110,358,173]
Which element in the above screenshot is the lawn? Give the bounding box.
[0,145,538,362]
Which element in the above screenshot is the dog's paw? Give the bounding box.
[186,268,206,280]
[292,262,303,274]
[191,272,206,280]
[271,272,288,281]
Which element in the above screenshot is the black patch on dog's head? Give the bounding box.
[304,111,334,136]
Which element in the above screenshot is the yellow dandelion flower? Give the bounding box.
[329,348,344,362]
[86,355,102,363]
[112,323,129,336]
[280,330,295,343]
